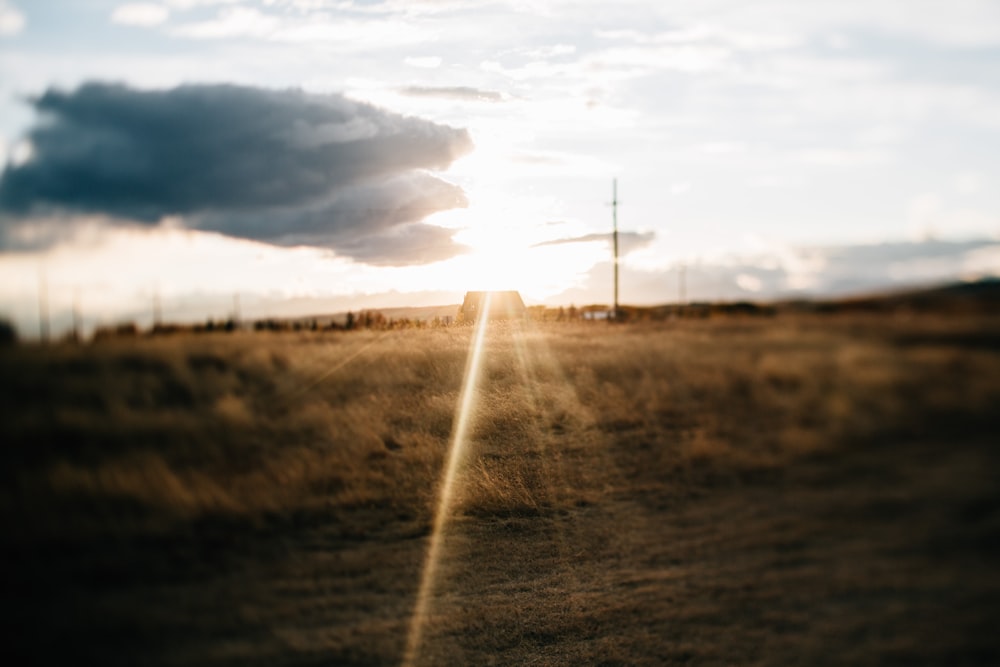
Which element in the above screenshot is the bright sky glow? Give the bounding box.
[1,0,999,335]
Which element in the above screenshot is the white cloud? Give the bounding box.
[501,148,617,177]
[272,18,429,45]
[826,33,851,50]
[859,0,1000,47]
[798,148,891,167]
[171,7,431,46]
[172,6,278,38]
[774,246,828,291]
[908,193,1000,241]
[480,58,571,81]
[638,0,1000,49]
[0,0,25,36]
[404,56,442,68]
[954,171,984,195]
[942,209,1000,239]
[111,3,170,27]
[856,125,906,147]
[748,174,797,189]
[962,245,1000,279]
[166,0,244,9]
[736,273,763,292]
[908,193,944,238]
[596,24,799,52]
[521,43,576,58]
[592,44,732,74]
[700,141,746,155]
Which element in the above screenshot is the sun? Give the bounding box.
[446,219,608,301]
[409,144,612,303]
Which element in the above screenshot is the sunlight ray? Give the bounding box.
[506,321,582,567]
[402,292,493,667]
[516,323,632,511]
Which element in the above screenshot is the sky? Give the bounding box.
[0,0,999,336]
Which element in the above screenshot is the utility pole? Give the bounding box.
[233,293,241,328]
[72,287,82,343]
[152,284,162,330]
[611,178,619,321]
[38,265,50,344]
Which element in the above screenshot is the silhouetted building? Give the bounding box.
[459,291,526,322]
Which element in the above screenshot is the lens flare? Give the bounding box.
[402,292,493,667]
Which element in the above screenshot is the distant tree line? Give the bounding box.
[88,310,458,340]
[31,286,993,345]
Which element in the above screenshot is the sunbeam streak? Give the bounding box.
[402,293,493,667]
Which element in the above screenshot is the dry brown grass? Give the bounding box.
[1,314,999,665]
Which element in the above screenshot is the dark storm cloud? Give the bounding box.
[333,221,469,266]
[0,82,473,264]
[533,230,655,253]
[399,86,504,102]
[195,172,466,246]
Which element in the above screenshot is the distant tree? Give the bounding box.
[0,319,17,346]
[93,322,139,341]
[345,311,355,330]
[358,310,387,329]
[151,322,181,336]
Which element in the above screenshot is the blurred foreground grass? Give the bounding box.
[2,314,999,665]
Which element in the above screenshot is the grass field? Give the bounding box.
[2,313,1000,665]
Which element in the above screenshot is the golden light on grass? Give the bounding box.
[5,309,1000,664]
[403,292,493,667]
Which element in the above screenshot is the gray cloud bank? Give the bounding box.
[552,239,1000,306]
[0,82,473,264]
